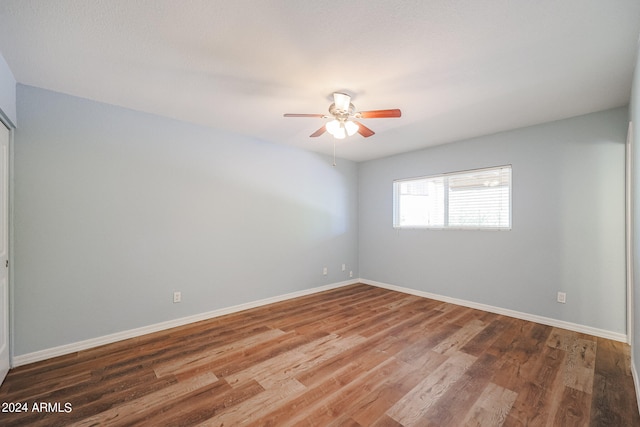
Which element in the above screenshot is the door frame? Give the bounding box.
[0,115,12,382]
[627,120,635,347]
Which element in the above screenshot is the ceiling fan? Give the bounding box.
[284,92,401,139]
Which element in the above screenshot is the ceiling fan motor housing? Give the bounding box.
[329,102,356,121]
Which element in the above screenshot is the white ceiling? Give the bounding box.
[0,1,639,162]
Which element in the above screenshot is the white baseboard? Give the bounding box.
[361,278,628,343]
[12,279,358,367]
[12,277,628,367]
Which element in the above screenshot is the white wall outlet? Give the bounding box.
[349,271,353,278]
[173,291,182,303]
[342,264,346,271]
[557,292,566,304]
[323,267,327,276]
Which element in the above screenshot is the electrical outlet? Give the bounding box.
[323,267,328,276]
[173,291,182,303]
[557,292,566,304]
[349,271,353,278]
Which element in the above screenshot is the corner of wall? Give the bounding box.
[0,53,17,127]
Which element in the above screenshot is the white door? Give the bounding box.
[0,123,9,384]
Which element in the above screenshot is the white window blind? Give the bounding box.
[393,165,511,229]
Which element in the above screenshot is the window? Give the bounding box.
[393,165,511,229]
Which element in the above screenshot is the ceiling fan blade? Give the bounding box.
[310,126,326,137]
[333,92,352,111]
[283,113,325,118]
[353,121,375,138]
[357,109,402,119]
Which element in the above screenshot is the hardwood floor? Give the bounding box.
[0,284,638,426]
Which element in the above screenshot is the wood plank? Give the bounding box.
[496,334,566,425]
[224,333,341,387]
[371,414,406,427]
[348,351,449,426]
[135,380,264,426]
[432,319,485,355]
[460,382,517,426]
[590,338,640,426]
[294,333,399,388]
[153,328,286,378]
[553,386,592,426]
[564,338,596,393]
[285,357,412,426]
[418,352,500,426]
[460,316,512,357]
[245,349,395,427]
[70,372,219,426]
[386,351,477,426]
[212,330,329,379]
[193,378,307,427]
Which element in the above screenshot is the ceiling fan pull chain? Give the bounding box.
[333,139,336,167]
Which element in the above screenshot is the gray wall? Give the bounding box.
[359,107,628,334]
[13,85,359,356]
[0,53,16,126]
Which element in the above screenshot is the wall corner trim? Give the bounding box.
[361,278,628,343]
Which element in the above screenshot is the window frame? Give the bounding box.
[393,165,512,231]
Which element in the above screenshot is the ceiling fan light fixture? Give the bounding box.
[326,119,340,135]
[344,120,359,136]
[334,125,346,139]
